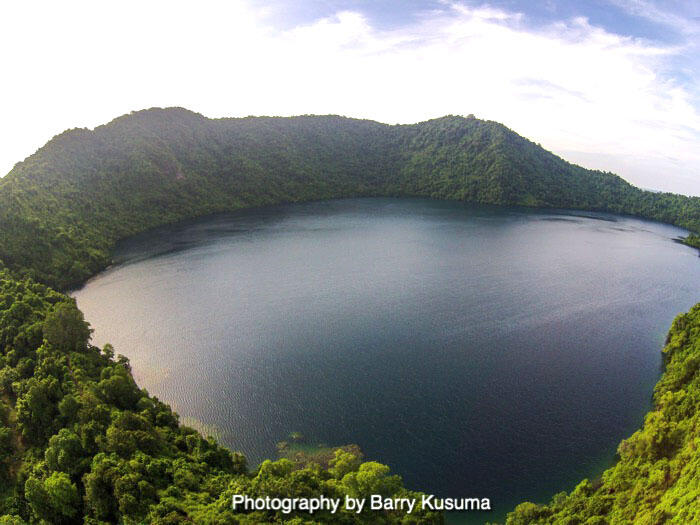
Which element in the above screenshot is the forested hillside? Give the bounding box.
[507,305,700,524]
[1,108,698,290]
[0,270,441,523]
[1,107,700,524]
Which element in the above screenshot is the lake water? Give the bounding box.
[74,198,700,523]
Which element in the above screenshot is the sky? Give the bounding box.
[1,0,699,194]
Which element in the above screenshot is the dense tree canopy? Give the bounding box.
[0,108,698,290]
[506,305,700,524]
[0,108,699,523]
[0,269,442,523]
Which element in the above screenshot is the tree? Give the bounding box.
[45,428,87,477]
[25,471,80,523]
[340,462,402,499]
[329,449,361,479]
[43,301,92,352]
[15,377,62,443]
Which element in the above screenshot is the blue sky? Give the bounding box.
[1,0,699,194]
[260,0,697,44]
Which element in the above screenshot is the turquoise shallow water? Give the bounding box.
[74,198,700,523]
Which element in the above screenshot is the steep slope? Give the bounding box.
[0,109,394,288]
[1,108,698,290]
[1,107,700,524]
[507,305,700,524]
[0,269,441,524]
[390,115,699,221]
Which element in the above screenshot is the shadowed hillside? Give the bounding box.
[1,108,698,289]
[1,108,700,524]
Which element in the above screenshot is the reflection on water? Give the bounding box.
[74,198,700,523]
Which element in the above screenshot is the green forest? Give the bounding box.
[0,271,441,524]
[0,107,699,524]
[1,108,698,291]
[507,305,700,524]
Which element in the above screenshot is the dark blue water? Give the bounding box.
[74,198,700,523]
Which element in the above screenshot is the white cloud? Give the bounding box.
[607,0,700,36]
[1,0,698,194]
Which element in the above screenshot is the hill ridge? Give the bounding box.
[0,107,700,524]
[0,107,698,291]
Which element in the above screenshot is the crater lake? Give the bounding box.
[73,198,700,523]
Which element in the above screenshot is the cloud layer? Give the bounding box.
[2,0,698,194]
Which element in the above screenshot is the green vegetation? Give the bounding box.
[507,304,700,524]
[0,269,441,523]
[276,435,364,471]
[1,108,698,290]
[0,107,699,523]
[682,233,700,250]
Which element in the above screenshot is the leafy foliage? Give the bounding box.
[0,269,441,523]
[1,108,698,290]
[506,305,700,524]
[682,233,700,250]
[0,107,698,523]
